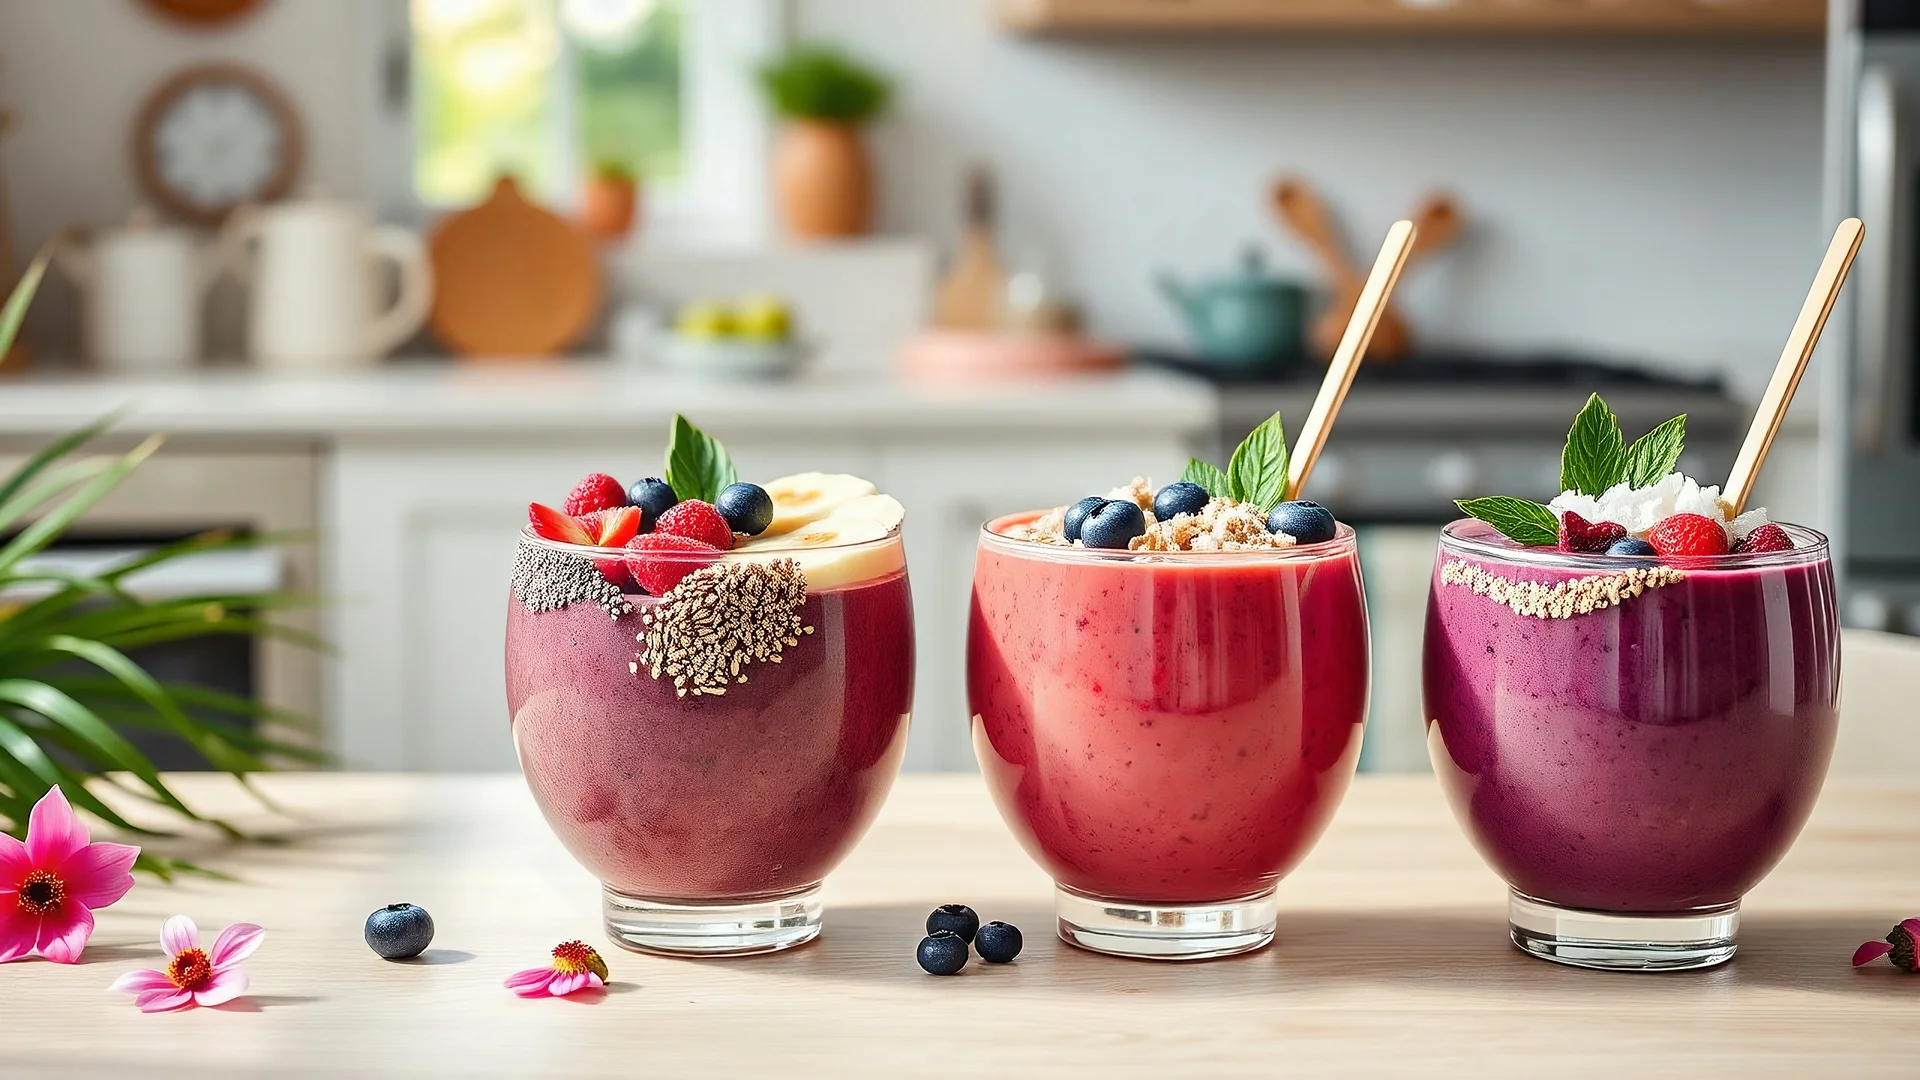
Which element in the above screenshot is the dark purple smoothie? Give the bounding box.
[1423,520,1839,913]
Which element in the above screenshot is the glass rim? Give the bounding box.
[1437,518,1831,571]
[518,523,903,561]
[978,510,1357,564]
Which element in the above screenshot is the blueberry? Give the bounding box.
[715,482,774,536]
[364,903,434,960]
[1080,500,1146,549]
[1266,500,1337,544]
[1606,536,1657,557]
[1062,497,1107,543]
[926,903,980,943]
[1153,482,1211,520]
[627,477,680,532]
[916,930,969,975]
[974,921,1024,964]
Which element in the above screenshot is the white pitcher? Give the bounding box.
[220,197,433,370]
[55,208,220,373]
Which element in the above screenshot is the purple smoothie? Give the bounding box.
[1423,520,1839,913]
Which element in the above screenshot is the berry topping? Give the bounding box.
[1079,500,1146,549]
[528,502,593,545]
[1605,536,1657,557]
[926,904,980,943]
[916,931,969,976]
[1647,512,1730,558]
[626,477,680,532]
[1735,523,1795,554]
[973,921,1023,964]
[563,473,627,516]
[1557,510,1627,553]
[715,482,775,536]
[364,903,435,960]
[654,500,735,551]
[1062,497,1107,543]
[1267,500,1337,545]
[578,506,641,548]
[1153,482,1210,520]
[622,534,722,596]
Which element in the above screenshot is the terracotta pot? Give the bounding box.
[773,120,873,240]
[582,174,640,240]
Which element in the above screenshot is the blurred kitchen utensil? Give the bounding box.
[900,328,1122,381]
[57,207,221,372]
[428,177,599,358]
[658,335,813,380]
[1157,246,1307,369]
[220,195,432,370]
[933,167,1005,330]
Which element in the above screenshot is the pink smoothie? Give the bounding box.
[968,513,1369,904]
[507,567,914,901]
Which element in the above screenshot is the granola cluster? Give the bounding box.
[1007,478,1295,553]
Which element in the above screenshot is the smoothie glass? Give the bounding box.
[1423,519,1839,971]
[506,529,914,956]
[969,512,1370,960]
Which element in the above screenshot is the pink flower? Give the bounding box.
[111,915,264,1012]
[0,786,140,964]
[1853,917,1920,971]
[505,939,609,997]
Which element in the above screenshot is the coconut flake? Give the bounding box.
[1547,472,1744,539]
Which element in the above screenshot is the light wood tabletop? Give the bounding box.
[4,773,1916,1078]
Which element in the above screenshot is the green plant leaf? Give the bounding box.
[0,435,162,578]
[0,417,119,516]
[1623,414,1688,488]
[663,414,738,503]
[758,47,893,123]
[1180,458,1231,499]
[0,677,207,825]
[1560,393,1627,497]
[1456,496,1560,547]
[1226,412,1290,513]
[0,713,158,835]
[0,248,48,360]
[39,635,256,775]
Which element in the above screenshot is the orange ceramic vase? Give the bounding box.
[582,174,639,240]
[773,120,873,240]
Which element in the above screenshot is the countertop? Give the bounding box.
[6,773,1915,1077]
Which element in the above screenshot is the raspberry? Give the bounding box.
[1647,513,1730,558]
[528,502,592,545]
[577,506,641,548]
[653,500,734,551]
[1558,511,1627,553]
[563,473,628,516]
[622,534,721,596]
[1735,523,1794,554]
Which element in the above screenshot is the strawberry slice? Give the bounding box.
[1557,511,1627,553]
[579,506,641,547]
[528,502,593,545]
[623,533,721,596]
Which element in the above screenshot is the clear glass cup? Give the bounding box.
[969,513,1370,960]
[1423,520,1840,971]
[505,527,914,956]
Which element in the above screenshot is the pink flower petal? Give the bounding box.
[192,967,248,1007]
[0,832,30,884]
[33,903,94,964]
[209,922,265,968]
[1901,918,1920,940]
[548,971,587,996]
[110,969,176,994]
[25,786,88,866]
[1853,940,1895,967]
[160,914,198,956]
[0,907,36,964]
[505,967,556,996]
[135,988,194,1013]
[583,972,605,991]
[59,842,139,910]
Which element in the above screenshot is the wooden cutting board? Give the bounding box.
[428,176,600,358]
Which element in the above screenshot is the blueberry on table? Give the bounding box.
[1266,500,1337,545]
[926,903,980,943]
[715,482,775,536]
[1606,536,1657,557]
[974,921,1024,964]
[364,903,435,960]
[1062,497,1107,543]
[1153,482,1210,520]
[626,477,680,531]
[917,931,970,976]
[1080,500,1146,549]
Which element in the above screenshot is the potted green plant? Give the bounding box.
[757,46,893,240]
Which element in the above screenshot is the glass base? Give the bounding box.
[602,884,823,957]
[1055,884,1277,960]
[1508,890,1739,971]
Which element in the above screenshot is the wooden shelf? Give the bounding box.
[997,0,1827,38]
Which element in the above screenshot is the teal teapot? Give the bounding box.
[1157,247,1306,368]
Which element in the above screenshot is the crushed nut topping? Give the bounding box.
[1006,477,1294,552]
[637,558,814,697]
[1440,558,1685,619]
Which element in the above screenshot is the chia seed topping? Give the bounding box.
[512,537,630,619]
[1440,558,1685,620]
[637,558,814,697]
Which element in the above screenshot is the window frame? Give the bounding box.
[362,0,785,247]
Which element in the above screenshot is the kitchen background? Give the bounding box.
[0,0,1912,777]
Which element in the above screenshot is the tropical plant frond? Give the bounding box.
[0,713,164,835]
[0,435,164,577]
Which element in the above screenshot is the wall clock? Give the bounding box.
[133,63,302,224]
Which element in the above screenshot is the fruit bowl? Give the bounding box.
[657,335,812,380]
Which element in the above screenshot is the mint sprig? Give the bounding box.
[1184,412,1289,513]
[1454,497,1559,547]
[663,414,738,502]
[1623,414,1687,488]
[1180,458,1231,499]
[1561,393,1626,497]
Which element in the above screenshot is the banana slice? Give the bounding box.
[828,493,905,533]
[761,473,878,536]
[733,515,904,590]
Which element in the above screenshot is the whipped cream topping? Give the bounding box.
[1546,472,1769,542]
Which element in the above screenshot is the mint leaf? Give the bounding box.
[1623,414,1687,488]
[663,414,738,502]
[1560,393,1627,497]
[1456,497,1559,547]
[1226,412,1289,513]
[1181,458,1231,499]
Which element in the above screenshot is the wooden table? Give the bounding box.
[5,774,1916,1077]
